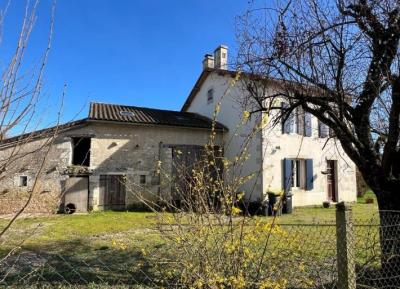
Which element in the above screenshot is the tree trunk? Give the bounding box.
[376,190,400,288]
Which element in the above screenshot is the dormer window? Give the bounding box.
[207,88,214,104]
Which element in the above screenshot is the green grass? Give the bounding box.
[0,211,162,288]
[0,203,379,251]
[357,189,377,204]
[0,211,160,251]
[277,201,378,224]
[0,203,380,287]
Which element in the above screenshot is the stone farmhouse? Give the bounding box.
[0,45,357,214]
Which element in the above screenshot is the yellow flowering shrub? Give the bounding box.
[126,74,316,289]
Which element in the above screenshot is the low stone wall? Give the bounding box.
[0,188,60,215]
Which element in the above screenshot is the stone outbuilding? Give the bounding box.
[0,44,358,214]
[0,102,226,213]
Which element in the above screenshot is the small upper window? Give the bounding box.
[120,111,135,117]
[19,176,28,187]
[140,175,146,184]
[207,88,214,104]
[72,137,91,167]
[318,120,330,138]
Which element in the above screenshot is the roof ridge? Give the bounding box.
[90,101,200,115]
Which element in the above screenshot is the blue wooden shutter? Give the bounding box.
[283,158,293,192]
[304,112,312,137]
[281,102,292,134]
[305,159,314,190]
[318,120,329,138]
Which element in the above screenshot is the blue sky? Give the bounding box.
[0,0,249,129]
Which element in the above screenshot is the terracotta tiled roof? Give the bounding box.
[0,102,227,146]
[89,102,227,131]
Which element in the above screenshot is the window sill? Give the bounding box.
[64,165,93,176]
[290,187,308,192]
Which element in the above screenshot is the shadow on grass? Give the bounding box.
[0,238,160,288]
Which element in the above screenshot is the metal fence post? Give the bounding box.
[336,202,356,289]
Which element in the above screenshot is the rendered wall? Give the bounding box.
[185,71,357,206]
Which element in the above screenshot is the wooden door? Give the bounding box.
[170,145,222,210]
[327,160,337,202]
[99,175,126,210]
[63,177,89,212]
[171,145,202,206]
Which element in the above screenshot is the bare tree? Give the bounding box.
[0,0,57,238]
[236,0,400,281]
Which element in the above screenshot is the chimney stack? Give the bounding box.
[202,54,214,70]
[214,45,228,70]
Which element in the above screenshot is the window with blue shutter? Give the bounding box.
[304,113,312,137]
[295,109,304,135]
[282,105,312,136]
[283,158,314,191]
[282,158,293,192]
[318,120,329,138]
[305,159,314,190]
[281,102,293,134]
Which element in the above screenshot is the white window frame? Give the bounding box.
[291,159,306,189]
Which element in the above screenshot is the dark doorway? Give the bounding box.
[72,137,91,166]
[327,160,337,202]
[99,175,126,210]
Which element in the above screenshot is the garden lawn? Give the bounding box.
[276,201,379,224]
[0,202,379,253]
[0,204,377,254]
[0,211,161,257]
[0,202,379,287]
[0,211,163,287]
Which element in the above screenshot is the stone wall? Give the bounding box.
[0,121,221,213]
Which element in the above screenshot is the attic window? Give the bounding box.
[120,111,134,117]
[207,88,214,104]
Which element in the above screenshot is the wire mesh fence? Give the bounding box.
[0,205,399,288]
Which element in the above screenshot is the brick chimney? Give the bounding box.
[214,45,228,70]
[202,54,214,70]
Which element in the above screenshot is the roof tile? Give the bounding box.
[89,102,227,131]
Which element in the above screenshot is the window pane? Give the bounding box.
[290,160,296,187]
[207,89,214,104]
[296,160,301,187]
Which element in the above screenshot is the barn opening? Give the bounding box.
[62,177,89,213]
[169,145,223,211]
[72,137,91,166]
